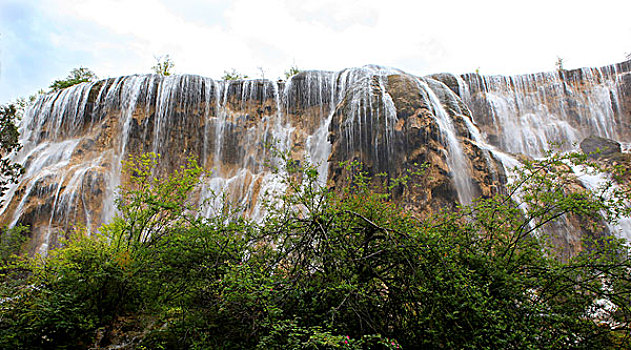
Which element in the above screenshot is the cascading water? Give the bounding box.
[457,60,631,243]
[462,61,629,157]
[572,165,631,242]
[2,61,630,254]
[337,66,400,172]
[328,66,480,205]
[414,78,475,204]
[287,70,338,185]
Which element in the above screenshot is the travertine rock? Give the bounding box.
[2,61,630,257]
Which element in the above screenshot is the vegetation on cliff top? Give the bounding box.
[0,150,631,349]
[222,68,249,81]
[152,55,175,77]
[284,64,301,79]
[49,67,98,92]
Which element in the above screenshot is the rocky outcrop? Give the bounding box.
[580,135,622,159]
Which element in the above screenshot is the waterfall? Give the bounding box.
[291,70,337,185]
[462,62,628,157]
[2,61,630,253]
[338,66,399,172]
[329,66,478,205]
[572,165,631,242]
[0,68,515,239]
[415,78,475,205]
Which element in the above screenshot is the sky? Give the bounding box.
[1,0,630,104]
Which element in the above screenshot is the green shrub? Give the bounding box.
[2,151,630,349]
[49,67,98,91]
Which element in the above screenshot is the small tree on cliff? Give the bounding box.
[284,64,301,79]
[222,68,248,80]
[555,56,565,72]
[152,55,175,76]
[49,67,98,91]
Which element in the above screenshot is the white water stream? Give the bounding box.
[2,62,629,252]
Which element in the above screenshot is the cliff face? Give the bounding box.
[2,61,630,255]
[456,61,631,156]
[328,69,507,213]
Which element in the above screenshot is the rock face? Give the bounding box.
[580,135,622,159]
[452,60,631,157]
[328,69,506,214]
[1,61,630,256]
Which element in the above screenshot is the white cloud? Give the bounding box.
[1,0,630,103]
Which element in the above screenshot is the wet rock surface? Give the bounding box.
[1,62,630,257]
[460,60,631,156]
[580,135,622,159]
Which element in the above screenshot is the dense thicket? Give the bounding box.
[1,152,630,349]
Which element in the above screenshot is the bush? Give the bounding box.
[222,69,249,81]
[152,55,175,76]
[284,65,301,79]
[49,67,98,91]
[1,151,630,349]
[0,231,143,348]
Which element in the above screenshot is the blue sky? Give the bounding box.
[1,0,630,104]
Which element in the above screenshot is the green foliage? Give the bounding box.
[0,104,24,202]
[0,229,147,348]
[255,320,400,349]
[13,90,44,118]
[284,65,301,79]
[49,67,98,91]
[0,225,28,264]
[0,225,29,293]
[222,68,249,80]
[152,55,175,76]
[1,150,631,348]
[105,152,202,250]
